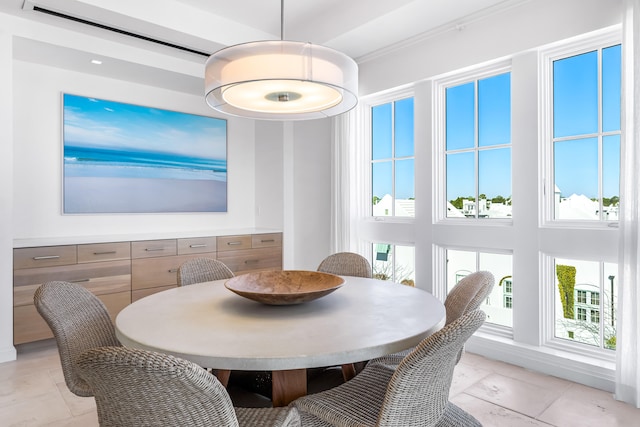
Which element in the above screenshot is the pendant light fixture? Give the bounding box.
[204,0,358,120]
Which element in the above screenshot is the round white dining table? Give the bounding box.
[115,275,445,406]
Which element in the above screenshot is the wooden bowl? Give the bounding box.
[224,270,344,305]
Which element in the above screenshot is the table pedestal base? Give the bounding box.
[272,369,307,407]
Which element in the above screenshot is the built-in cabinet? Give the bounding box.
[13,231,283,345]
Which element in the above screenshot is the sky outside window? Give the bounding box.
[371,98,415,217]
[552,44,621,220]
[445,72,512,218]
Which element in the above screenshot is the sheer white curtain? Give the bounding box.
[330,109,369,255]
[616,0,640,408]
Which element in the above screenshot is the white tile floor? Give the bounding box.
[2,339,640,426]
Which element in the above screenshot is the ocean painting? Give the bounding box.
[63,94,227,213]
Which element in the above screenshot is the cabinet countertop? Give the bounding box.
[13,228,283,248]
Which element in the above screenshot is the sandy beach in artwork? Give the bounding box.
[64,177,227,213]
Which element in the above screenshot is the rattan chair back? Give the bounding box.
[444,270,495,325]
[77,346,300,427]
[178,257,234,286]
[317,252,372,278]
[292,310,486,427]
[33,281,120,397]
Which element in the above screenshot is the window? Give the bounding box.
[554,259,616,350]
[371,243,415,286]
[577,307,587,321]
[504,295,513,309]
[447,249,513,327]
[551,44,621,221]
[504,278,513,294]
[444,72,512,219]
[371,98,415,217]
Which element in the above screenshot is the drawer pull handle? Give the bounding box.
[189,244,207,248]
[261,239,275,243]
[145,248,165,252]
[245,259,259,264]
[168,269,178,273]
[33,255,60,260]
[93,251,117,255]
[227,242,242,246]
[70,278,90,283]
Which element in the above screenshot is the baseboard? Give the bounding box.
[0,345,17,363]
[465,331,616,393]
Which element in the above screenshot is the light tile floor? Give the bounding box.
[3,339,640,426]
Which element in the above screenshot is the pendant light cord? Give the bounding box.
[280,0,285,40]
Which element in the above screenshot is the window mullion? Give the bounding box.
[598,47,604,221]
[391,101,396,216]
[474,80,480,218]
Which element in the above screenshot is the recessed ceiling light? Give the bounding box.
[91,59,102,65]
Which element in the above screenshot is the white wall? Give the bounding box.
[0,9,332,361]
[359,0,622,97]
[255,120,285,231]
[292,119,332,270]
[12,60,256,239]
[0,31,17,363]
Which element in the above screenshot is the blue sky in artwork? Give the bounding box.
[372,43,621,202]
[63,94,227,161]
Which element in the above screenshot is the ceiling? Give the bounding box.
[7,0,527,60]
[2,0,529,95]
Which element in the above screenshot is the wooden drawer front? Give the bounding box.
[14,304,52,345]
[131,254,207,290]
[131,240,177,259]
[102,291,131,323]
[14,246,77,269]
[177,237,217,255]
[13,260,132,307]
[217,247,282,274]
[78,242,130,263]
[13,291,131,345]
[217,235,252,252]
[252,233,282,248]
[132,285,177,302]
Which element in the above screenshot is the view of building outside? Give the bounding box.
[371,243,415,286]
[446,249,513,327]
[552,44,621,221]
[371,97,415,217]
[445,72,512,219]
[554,258,617,350]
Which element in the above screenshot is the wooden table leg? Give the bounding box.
[341,363,356,382]
[215,369,231,388]
[271,369,307,407]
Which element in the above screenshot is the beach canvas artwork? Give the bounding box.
[63,94,227,213]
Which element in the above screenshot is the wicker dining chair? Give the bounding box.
[33,280,121,397]
[291,310,486,427]
[369,270,495,368]
[177,257,235,286]
[177,257,272,400]
[316,252,373,381]
[77,346,300,427]
[317,252,372,278]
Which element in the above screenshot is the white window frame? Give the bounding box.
[539,31,622,229]
[364,87,417,223]
[537,28,620,362]
[438,245,514,338]
[433,60,513,225]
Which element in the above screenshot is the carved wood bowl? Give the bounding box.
[224,270,345,305]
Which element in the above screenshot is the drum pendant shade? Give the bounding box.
[204,40,358,120]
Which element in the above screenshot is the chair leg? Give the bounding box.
[341,363,356,381]
[215,369,231,388]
